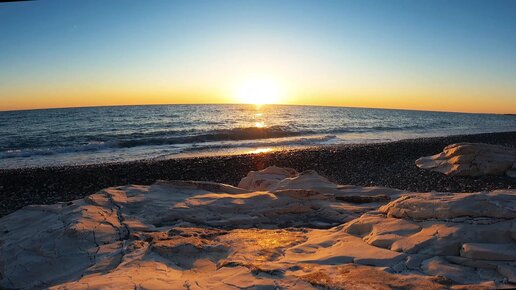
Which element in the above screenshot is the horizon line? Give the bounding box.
[0,102,514,115]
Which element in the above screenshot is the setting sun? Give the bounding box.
[234,79,283,105]
[2,2,516,289]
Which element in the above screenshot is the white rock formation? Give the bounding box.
[342,189,516,286]
[1,167,515,289]
[416,143,516,177]
[238,165,298,190]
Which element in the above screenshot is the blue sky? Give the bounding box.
[1,0,515,112]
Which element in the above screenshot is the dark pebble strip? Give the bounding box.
[0,131,515,218]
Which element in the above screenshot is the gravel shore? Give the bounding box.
[1,131,515,218]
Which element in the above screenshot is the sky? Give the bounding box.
[0,0,515,113]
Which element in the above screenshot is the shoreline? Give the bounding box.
[1,131,515,218]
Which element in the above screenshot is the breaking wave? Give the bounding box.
[115,126,301,148]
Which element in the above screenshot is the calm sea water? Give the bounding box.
[1,104,515,169]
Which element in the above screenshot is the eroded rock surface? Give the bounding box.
[342,189,516,286]
[0,167,515,289]
[416,143,516,177]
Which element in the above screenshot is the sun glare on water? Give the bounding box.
[248,147,273,154]
[234,79,283,105]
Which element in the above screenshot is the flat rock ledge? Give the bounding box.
[1,167,515,289]
[416,142,516,177]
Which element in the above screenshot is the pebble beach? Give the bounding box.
[1,131,515,218]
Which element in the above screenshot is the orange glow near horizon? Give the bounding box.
[1,82,515,114]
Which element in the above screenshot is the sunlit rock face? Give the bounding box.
[1,167,515,289]
[416,143,516,177]
[237,165,299,190]
[342,190,516,286]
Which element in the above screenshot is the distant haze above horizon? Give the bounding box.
[1,0,515,114]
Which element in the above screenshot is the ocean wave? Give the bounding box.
[0,126,303,159]
[115,126,301,147]
[179,135,338,152]
[0,141,115,159]
[367,125,425,131]
[0,124,430,159]
[317,124,425,134]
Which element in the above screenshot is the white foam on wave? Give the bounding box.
[0,141,116,159]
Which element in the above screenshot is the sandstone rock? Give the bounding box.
[405,254,430,270]
[341,213,422,249]
[379,190,516,220]
[422,257,482,284]
[282,229,406,267]
[238,165,298,190]
[0,169,397,289]
[422,259,506,287]
[416,143,516,177]
[461,243,516,261]
[1,167,515,289]
[297,264,445,289]
[497,265,516,283]
[342,187,516,287]
[364,217,421,249]
[445,256,515,270]
[390,223,463,256]
[272,169,338,191]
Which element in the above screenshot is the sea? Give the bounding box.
[1,104,515,169]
